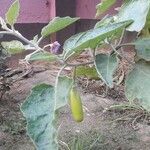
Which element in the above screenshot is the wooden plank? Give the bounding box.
[0,0,55,23]
[76,0,123,19]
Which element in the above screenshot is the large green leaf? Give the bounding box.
[76,66,100,80]
[94,53,118,88]
[21,77,73,150]
[63,20,132,60]
[125,60,150,111]
[115,0,150,32]
[1,40,24,54]
[55,76,73,110]
[21,84,58,150]
[41,17,79,37]
[134,38,150,61]
[28,51,58,62]
[95,0,116,17]
[5,0,20,26]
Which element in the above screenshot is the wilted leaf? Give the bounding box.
[94,53,118,88]
[125,60,150,111]
[41,17,79,37]
[134,38,150,61]
[5,0,20,26]
[63,20,132,60]
[28,51,58,61]
[115,0,150,31]
[1,40,24,54]
[95,0,116,17]
[21,84,58,150]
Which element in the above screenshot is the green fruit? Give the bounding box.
[69,86,84,122]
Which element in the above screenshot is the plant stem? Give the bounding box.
[116,43,135,50]
[117,28,125,46]
[37,36,44,45]
[110,43,134,65]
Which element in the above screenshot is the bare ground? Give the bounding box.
[0,62,150,150]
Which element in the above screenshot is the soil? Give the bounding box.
[0,60,150,150]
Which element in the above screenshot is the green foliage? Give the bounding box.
[1,40,24,54]
[94,15,114,29]
[76,66,100,79]
[21,84,58,150]
[115,0,150,32]
[41,17,79,37]
[125,60,150,111]
[1,0,150,149]
[95,0,116,17]
[28,51,58,62]
[134,38,150,61]
[21,77,73,150]
[54,76,73,110]
[5,0,20,26]
[63,20,132,60]
[95,53,118,88]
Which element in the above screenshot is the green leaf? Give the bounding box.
[125,60,150,111]
[63,20,132,60]
[94,53,118,88]
[140,10,150,37]
[95,0,116,17]
[41,17,79,37]
[21,84,58,150]
[1,40,24,54]
[28,51,58,61]
[76,66,100,80]
[30,35,39,44]
[55,76,73,110]
[94,15,114,29]
[5,0,20,26]
[115,0,150,32]
[134,38,150,61]
[21,78,73,150]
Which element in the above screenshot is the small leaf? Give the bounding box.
[94,53,118,88]
[41,17,79,37]
[134,38,150,61]
[115,0,150,32]
[76,66,100,80]
[63,20,132,60]
[95,0,116,17]
[0,17,7,29]
[28,51,58,61]
[30,35,38,44]
[21,84,58,150]
[55,76,73,110]
[125,60,150,111]
[5,0,20,26]
[1,40,24,54]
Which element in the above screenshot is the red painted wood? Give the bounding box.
[0,0,55,23]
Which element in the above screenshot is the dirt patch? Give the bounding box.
[0,62,150,150]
